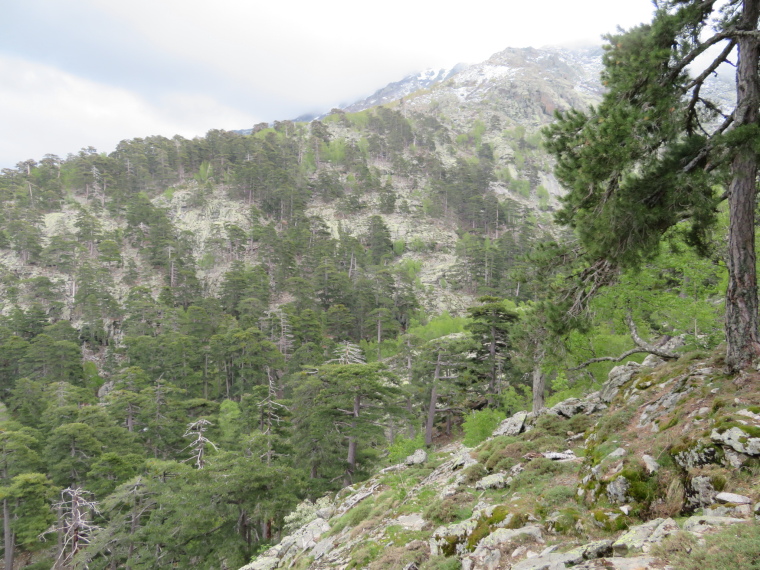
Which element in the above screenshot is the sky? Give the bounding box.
[0,0,657,169]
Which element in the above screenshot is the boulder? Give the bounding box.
[686,476,717,510]
[611,518,678,555]
[606,476,631,504]
[404,448,427,466]
[715,492,752,505]
[641,455,659,474]
[683,514,746,533]
[600,362,640,403]
[239,556,279,570]
[396,513,426,531]
[493,411,528,437]
[711,427,760,455]
[573,557,660,570]
[475,473,508,490]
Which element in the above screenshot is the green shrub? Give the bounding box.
[463,409,506,447]
[388,433,425,464]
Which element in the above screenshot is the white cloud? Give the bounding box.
[0,54,258,167]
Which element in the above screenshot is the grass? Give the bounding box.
[654,523,760,569]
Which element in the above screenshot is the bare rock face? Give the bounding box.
[685,476,717,511]
[475,473,508,490]
[606,476,631,505]
[600,362,641,403]
[711,426,760,455]
[493,410,528,437]
[611,518,679,555]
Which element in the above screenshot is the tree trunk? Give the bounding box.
[425,384,438,447]
[4,498,14,570]
[725,0,760,372]
[532,365,546,415]
[345,394,360,484]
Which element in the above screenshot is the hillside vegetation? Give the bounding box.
[0,42,742,569]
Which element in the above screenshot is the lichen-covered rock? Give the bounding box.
[683,514,746,533]
[600,362,640,403]
[685,476,717,510]
[606,475,631,504]
[641,455,659,474]
[573,557,661,570]
[673,443,722,469]
[405,448,428,465]
[429,518,479,556]
[611,518,678,555]
[475,473,507,490]
[397,513,426,531]
[239,556,279,570]
[547,397,606,418]
[715,491,752,504]
[336,483,379,515]
[711,426,760,455]
[493,411,528,436]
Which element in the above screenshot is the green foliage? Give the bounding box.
[656,523,760,569]
[387,433,425,464]
[462,409,505,447]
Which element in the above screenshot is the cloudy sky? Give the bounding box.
[0,0,656,168]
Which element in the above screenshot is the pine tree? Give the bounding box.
[543,0,760,372]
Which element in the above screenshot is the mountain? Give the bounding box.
[0,42,741,569]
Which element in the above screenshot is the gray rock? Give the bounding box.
[429,518,479,556]
[397,513,426,531]
[641,354,665,368]
[612,518,678,555]
[475,473,507,490]
[711,427,760,455]
[477,525,543,549]
[404,448,427,465]
[547,398,607,418]
[494,411,528,436]
[239,556,279,570]
[542,450,578,461]
[336,484,379,515]
[607,447,627,459]
[715,492,752,504]
[573,557,660,570]
[606,476,631,504]
[673,443,721,469]
[311,537,335,561]
[510,549,582,570]
[683,515,747,533]
[641,454,659,474]
[600,362,641,403]
[686,476,717,510]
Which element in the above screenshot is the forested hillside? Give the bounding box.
[0,42,735,569]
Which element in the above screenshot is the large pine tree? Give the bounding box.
[544,0,760,372]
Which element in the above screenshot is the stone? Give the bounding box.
[336,484,379,515]
[239,556,279,570]
[607,447,627,459]
[477,525,543,549]
[683,515,746,533]
[641,455,659,474]
[711,427,760,455]
[600,362,640,403]
[686,476,717,510]
[542,450,578,461]
[311,537,335,560]
[475,473,507,490]
[404,448,427,466]
[573,557,660,569]
[612,518,678,555]
[494,411,528,437]
[429,518,479,556]
[510,549,583,570]
[606,476,631,504]
[397,513,426,531]
[673,443,721,469]
[641,354,665,368]
[715,492,752,504]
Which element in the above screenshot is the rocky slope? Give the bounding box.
[242,347,760,570]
